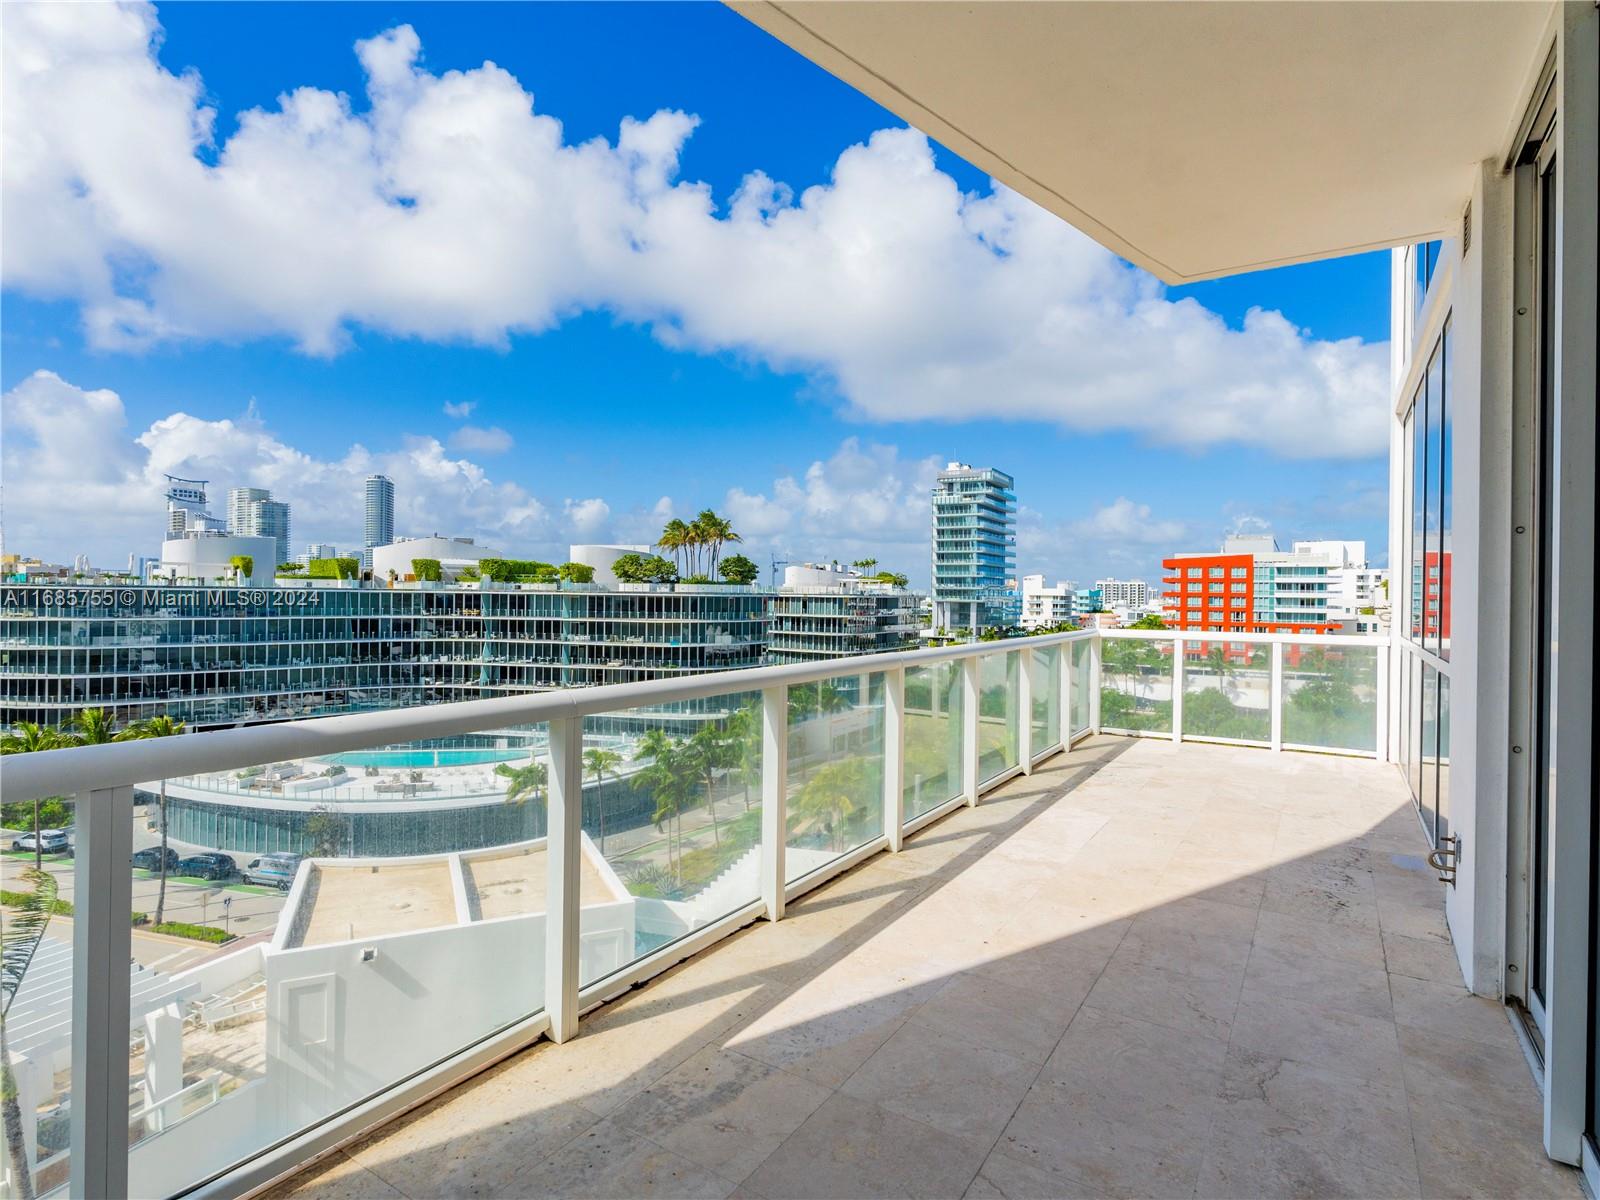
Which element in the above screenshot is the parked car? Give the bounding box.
[175,852,237,881]
[12,829,70,855]
[131,846,180,872]
[240,853,302,891]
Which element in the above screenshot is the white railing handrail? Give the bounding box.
[1102,628,1389,646]
[0,629,1097,804]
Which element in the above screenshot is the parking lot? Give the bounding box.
[2,802,289,944]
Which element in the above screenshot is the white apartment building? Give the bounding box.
[1019,573,1074,629]
[1095,577,1149,609]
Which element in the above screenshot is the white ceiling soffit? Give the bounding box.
[729,1,1551,283]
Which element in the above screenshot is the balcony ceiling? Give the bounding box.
[728,1,1552,281]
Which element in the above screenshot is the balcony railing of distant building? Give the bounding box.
[2,626,1388,1200]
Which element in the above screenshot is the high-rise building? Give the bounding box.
[225,488,291,568]
[930,463,1017,632]
[1095,578,1150,609]
[249,499,292,569]
[364,475,395,570]
[298,542,340,567]
[228,487,270,535]
[163,475,209,537]
[1161,536,1387,634]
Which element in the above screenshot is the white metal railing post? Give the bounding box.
[884,666,906,850]
[1089,635,1103,733]
[544,717,583,1043]
[961,655,981,804]
[1171,636,1185,744]
[760,684,788,920]
[1270,642,1285,752]
[70,784,134,1200]
[1017,650,1034,774]
[1060,640,1074,751]
[1375,643,1390,762]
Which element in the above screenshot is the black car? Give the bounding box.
[175,852,237,881]
[131,846,180,872]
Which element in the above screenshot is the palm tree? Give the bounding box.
[791,758,868,852]
[68,706,122,746]
[582,747,622,852]
[658,519,691,575]
[725,703,760,810]
[0,723,68,871]
[495,760,549,805]
[635,730,693,880]
[119,715,187,925]
[1,867,58,1199]
[686,725,735,849]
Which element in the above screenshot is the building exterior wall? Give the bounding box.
[156,535,278,586]
[370,537,492,582]
[363,475,395,569]
[930,464,1018,631]
[765,590,920,662]
[0,583,769,730]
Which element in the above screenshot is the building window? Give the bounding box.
[1230,583,1246,594]
[1187,567,1203,578]
[1208,567,1224,578]
[1230,567,1247,579]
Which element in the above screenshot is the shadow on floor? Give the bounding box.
[270,738,1580,1200]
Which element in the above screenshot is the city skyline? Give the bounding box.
[0,2,1391,587]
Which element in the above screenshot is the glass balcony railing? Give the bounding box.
[0,626,1388,1198]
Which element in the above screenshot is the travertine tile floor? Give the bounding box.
[270,738,1582,1200]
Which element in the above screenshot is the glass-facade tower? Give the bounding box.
[364,474,395,570]
[931,463,1018,632]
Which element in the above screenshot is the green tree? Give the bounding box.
[685,725,738,848]
[228,554,254,581]
[635,730,696,880]
[304,804,348,857]
[790,758,868,852]
[410,557,442,581]
[852,558,878,572]
[67,706,122,747]
[718,553,760,585]
[0,723,70,871]
[658,519,692,575]
[495,759,548,805]
[582,747,622,851]
[118,715,186,924]
[558,561,596,584]
[612,552,678,584]
[308,556,359,579]
[725,703,761,810]
[277,562,304,575]
[2,867,58,1198]
[1127,614,1167,630]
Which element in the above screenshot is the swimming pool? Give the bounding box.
[326,748,527,768]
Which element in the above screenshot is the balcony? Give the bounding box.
[0,631,1578,1199]
[252,734,1576,1200]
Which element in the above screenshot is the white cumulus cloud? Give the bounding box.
[448,425,513,454]
[1,4,1388,458]
[442,400,476,419]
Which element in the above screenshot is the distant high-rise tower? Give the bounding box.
[364,474,395,569]
[250,499,292,569]
[228,487,270,535]
[930,464,1018,633]
[164,475,209,537]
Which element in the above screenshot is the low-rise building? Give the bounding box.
[370,536,493,582]
[766,563,921,663]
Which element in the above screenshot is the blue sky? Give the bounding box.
[0,1,1391,586]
